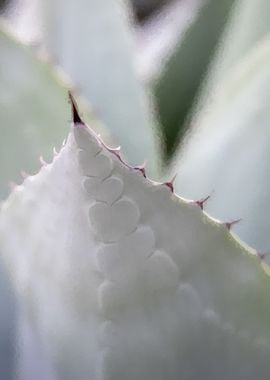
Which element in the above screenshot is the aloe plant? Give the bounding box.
[1,1,270,378]
[1,94,270,379]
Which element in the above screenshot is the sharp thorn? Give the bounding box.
[53,146,58,155]
[163,174,177,192]
[62,138,66,147]
[195,195,211,210]
[133,160,147,177]
[68,91,84,126]
[223,218,242,230]
[39,156,47,166]
[257,252,266,260]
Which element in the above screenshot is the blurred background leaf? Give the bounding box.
[172,35,270,252]
[42,0,160,176]
[0,26,84,199]
[136,0,201,83]
[170,0,270,252]
[0,265,15,380]
[153,0,236,162]
[192,0,270,118]
[0,0,8,13]
[131,0,175,22]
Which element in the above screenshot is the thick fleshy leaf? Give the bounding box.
[1,100,270,379]
[153,0,235,160]
[43,0,159,175]
[172,36,270,253]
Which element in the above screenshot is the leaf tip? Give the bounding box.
[68,91,84,126]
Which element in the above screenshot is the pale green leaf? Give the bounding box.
[203,0,270,92]
[153,0,236,160]
[0,24,103,200]
[1,107,270,378]
[0,26,68,199]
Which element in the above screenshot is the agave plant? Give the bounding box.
[1,0,270,379]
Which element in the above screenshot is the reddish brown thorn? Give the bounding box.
[257,250,270,261]
[257,251,266,260]
[68,91,84,126]
[133,161,147,177]
[39,156,47,166]
[163,174,177,193]
[223,218,242,231]
[195,195,211,210]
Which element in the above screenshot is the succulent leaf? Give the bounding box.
[1,98,270,379]
[0,25,105,201]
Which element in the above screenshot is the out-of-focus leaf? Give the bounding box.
[0,26,91,199]
[194,0,270,114]
[0,0,8,13]
[43,0,159,176]
[1,0,43,44]
[131,0,175,22]
[172,36,270,253]
[136,0,201,83]
[153,0,236,161]
[0,264,15,380]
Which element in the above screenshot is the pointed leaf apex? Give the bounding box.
[68,91,84,126]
